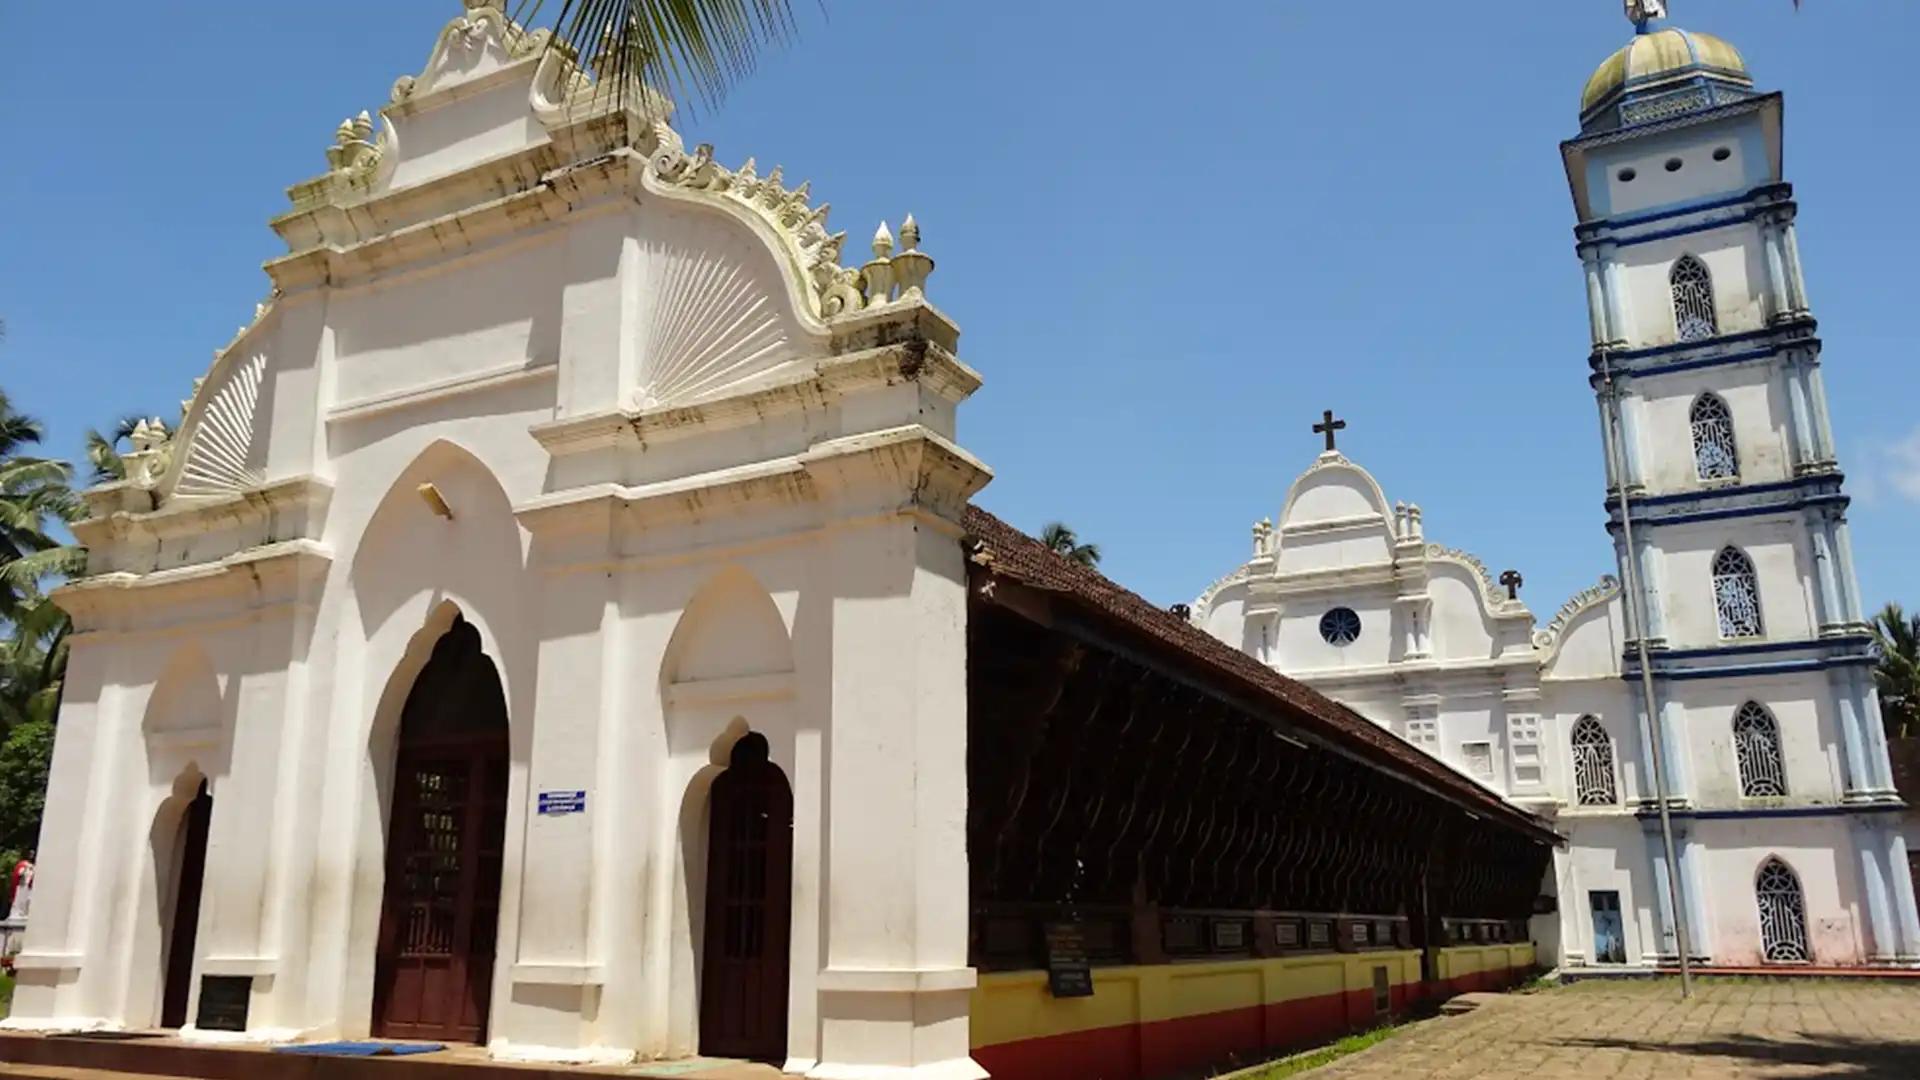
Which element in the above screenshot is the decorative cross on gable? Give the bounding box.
[1313,410,1347,453]
[1500,569,1524,600]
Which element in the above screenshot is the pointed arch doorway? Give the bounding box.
[372,615,510,1044]
[159,781,212,1029]
[700,733,794,1062]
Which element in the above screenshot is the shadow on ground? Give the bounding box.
[1563,1032,1920,1079]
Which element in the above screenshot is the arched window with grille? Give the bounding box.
[1755,857,1809,962]
[1671,255,1718,342]
[1733,701,1788,797]
[1690,393,1738,480]
[1712,546,1763,639]
[1570,716,1618,806]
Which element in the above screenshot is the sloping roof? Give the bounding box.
[963,506,1559,844]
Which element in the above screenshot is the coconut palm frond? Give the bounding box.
[0,546,86,594]
[1039,521,1103,568]
[513,0,799,114]
[1872,602,1920,740]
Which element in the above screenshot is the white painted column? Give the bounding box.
[1657,696,1691,805]
[1780,219,1811,313]
[1856,821,1900,962]
[1596,396,1620,492]
[1762,221,1791,321]
[1617,392,1648,491]
[1831,515,1865,624]
[1808,514,1842,632]
[1640,821,1680,963]
[1860,678,1898,794]
[1632,533,1665,643]
[1805,361,1838,463]
[1832,667,1878,800]
[1884,831,1920,961]
[1677,825,1711,960]
[1582,250,1612,346]
[1783,355,1816,469]
[1601,246,1631,345]
[1631,690,1660,804]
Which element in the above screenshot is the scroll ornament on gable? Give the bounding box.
[651,138,938,320]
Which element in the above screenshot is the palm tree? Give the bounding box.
[0,388,84,873]
[0,394,84,623]
[1872,603,1920,741]
[1040,521,1102,568]
[513,0,799,113]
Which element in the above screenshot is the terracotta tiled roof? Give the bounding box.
[962,506,1559,844]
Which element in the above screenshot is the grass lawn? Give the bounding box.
[1223,1024,1404,1079]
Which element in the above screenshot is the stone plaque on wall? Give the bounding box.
[196,975,251,1033]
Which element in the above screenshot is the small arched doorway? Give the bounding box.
[372,615,509,1043]
[700,733,794,1062]
[160,781,212,1028]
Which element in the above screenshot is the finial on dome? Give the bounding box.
[1626,0,1668,32]
[872,220,895,258]
[900,213,920,250]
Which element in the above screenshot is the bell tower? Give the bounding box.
[1563,13,1920,964]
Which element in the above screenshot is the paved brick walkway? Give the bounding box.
[1305,978,1920,1079]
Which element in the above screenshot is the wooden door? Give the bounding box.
[372,617,509,1044]
[700,734,794,1063]
[160,782,212,1028]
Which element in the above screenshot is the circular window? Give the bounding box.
[1319,607,1362,646]
[1617,167,1637,182]
[1713,146,1732,162]
[1665,157,1684,172]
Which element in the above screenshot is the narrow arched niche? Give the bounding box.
[660,568,794,689]
[143,646,223,744]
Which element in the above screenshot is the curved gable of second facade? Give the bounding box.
[1274,459,1395,575]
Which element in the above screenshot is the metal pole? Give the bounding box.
[1598,352,1694,997]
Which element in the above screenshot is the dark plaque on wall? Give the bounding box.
[196,975,251,1033]
[1043,922,1094,999]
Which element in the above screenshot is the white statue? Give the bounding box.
[8,855,32,921]
[1627,0,1668,24]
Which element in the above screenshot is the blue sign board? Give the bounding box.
[538,790,587,816]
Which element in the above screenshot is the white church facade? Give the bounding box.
[1192,22,1920,971]
[7,4,993,1074]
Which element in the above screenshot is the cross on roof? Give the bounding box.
[1313,410,1347,453]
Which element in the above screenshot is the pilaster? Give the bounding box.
[1856,821,1901,963]
[804,429,990,1080]
[1885,830,1920,962]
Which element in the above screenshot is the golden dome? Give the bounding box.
[1581,28,1751,119]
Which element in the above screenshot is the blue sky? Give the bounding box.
[3,1,1917,616]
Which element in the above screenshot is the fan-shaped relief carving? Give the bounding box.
[174,353,268,500]
[630,215,807,410]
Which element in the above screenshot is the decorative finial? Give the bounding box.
[872,220,895,257]
[1626,0,1667,32]
[890,214,933,298]
[1500,569,1525,601]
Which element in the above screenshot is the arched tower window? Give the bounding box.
[1671,255,1718,342]
[1733,701,1788,797]
[1755,857,1809,962]
[1570,716,1618,806]
[1689,393,1739,480]
[1712,546,1763,639]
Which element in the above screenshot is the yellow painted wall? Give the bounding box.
[972,951,1424,1049]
